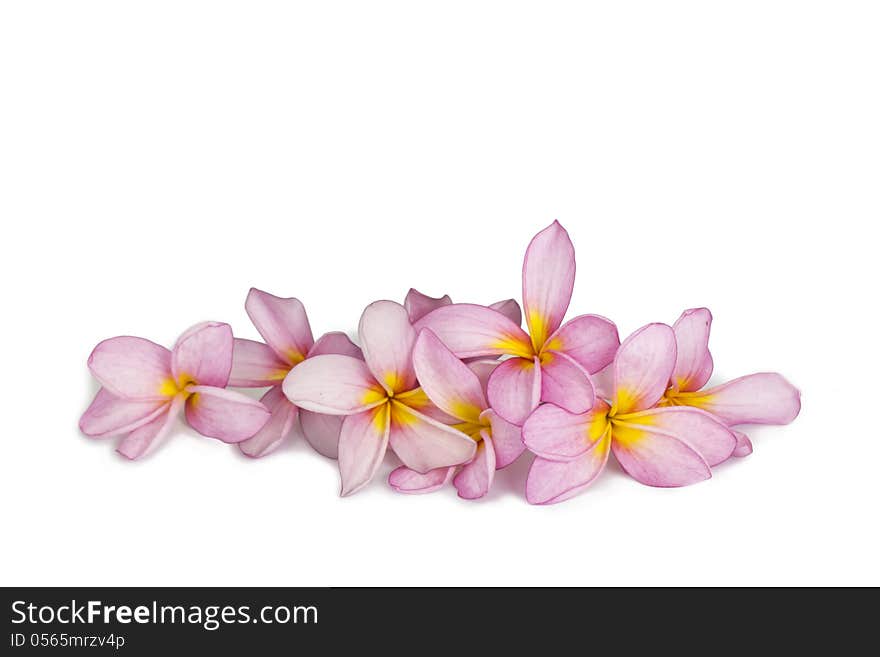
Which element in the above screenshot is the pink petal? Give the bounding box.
[611,422,711,487]
[171,322,233,388]
[522,220,575,350]
[612,323,677,414]
[522,401,609,461]
[539,350,596,415]
[116,397,182,460]
[671,308,714,392]
[358,300,418,394]
[391,387,459,424]
[184,385,271,443]
[489,299,523,327]
[388,465,455,494]
[282,354,385,415]
[591,363,614,401]
[245,288,314,365]
[388,401,477,473]
[466,360,499,394]
[732,431,754,457]
[412,329,487,423]
[404,288,452,323]
[414,303,533,359]
[307,331,363,359]
[338,405,391,496]
[87,336,172,400]
[238,387,298,458]
[229,338,289,387]
[258,384,294,412]
[486,356,542,425]
[615,406,737,467]
[487,411,525,468]
[80,388,169,438]
[299,410,344,459]
[681,373,801,426]
[453,432,496,500]
[526,432,612,505]
[546,314,620,373]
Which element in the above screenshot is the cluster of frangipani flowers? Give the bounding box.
[80,222,801,504]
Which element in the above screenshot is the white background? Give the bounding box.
[1,1,877,586]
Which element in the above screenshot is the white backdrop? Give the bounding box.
[1,1,877,586]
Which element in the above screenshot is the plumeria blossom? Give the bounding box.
[283,301,477,496]
[523,323,738,504]
[404,287,522,327]
[229,288,363,458]
[415,221,620,425]
[660,308,801,457]
[80,322,271,459]
[388,330,526,499]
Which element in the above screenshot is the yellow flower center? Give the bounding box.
[159,373,197,399]
[452,414,491,442]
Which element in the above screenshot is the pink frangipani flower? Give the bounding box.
[660,307,801,457]
[80,322,271,459]
[283,301,477,496]
[523,323,738,504]
[404,287,522,326]
[388,329,526,499]
[229,287,363,458]
[415,221,620,425]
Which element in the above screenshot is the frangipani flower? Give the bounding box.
[415,221,620,425]
[661,307,801,457]
[523,323,737,504]
[229,288,362,458]
[388,330,526,499]
[80,322,271,459]
[283,301,477,496]
[404,287,522,326]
